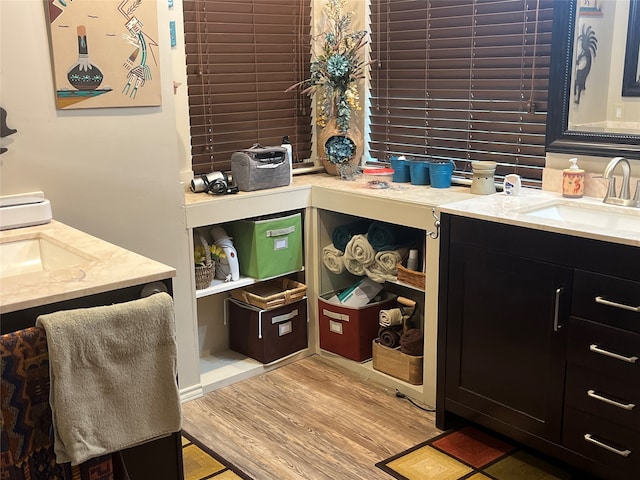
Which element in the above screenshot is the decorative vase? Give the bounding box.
[318,117,363,176]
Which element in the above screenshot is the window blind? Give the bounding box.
[183,0,312,175]
[370,0,554,186]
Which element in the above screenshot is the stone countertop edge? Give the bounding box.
[438,188,640,248]
[0,220,175,314]
[185,173,639,248]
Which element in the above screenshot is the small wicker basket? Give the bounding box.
[396,264,426,290]
[194,234,215,290]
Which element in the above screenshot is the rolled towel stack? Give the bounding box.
[378,326,403,348]
[332,219,372,252]
[379,308,404,327]
[375,248,408,276]
[364,263,394,283]
[322,244,345,274]
[400,328,424,356]
[343,234,375,276]
[367,221,420,252]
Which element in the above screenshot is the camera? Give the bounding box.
[190,171,238,195]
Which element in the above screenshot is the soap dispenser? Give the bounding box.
[562,157,584,198]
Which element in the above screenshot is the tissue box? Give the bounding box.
[318,291,396,362]
[228,212,303,280]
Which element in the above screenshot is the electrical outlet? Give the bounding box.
[615,103,624,119]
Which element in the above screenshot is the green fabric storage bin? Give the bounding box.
[229,212,303,280]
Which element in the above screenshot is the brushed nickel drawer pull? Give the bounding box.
[553,287,563,332]
[587,390,636,411]
[589,344,638,364]
[594,296,640,312]
[583,434,631,457]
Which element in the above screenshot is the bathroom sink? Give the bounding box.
[0,234,96,278]
[516,200,640,232]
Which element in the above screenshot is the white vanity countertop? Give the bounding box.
[0,220,175,314]
[439,188,640,248]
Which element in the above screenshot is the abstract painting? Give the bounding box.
[46,0,161,109]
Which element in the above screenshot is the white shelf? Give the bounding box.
[195,276,256,298]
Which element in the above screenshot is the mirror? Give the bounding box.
[546,0,640,159]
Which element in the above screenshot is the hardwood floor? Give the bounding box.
[181,354,441,480]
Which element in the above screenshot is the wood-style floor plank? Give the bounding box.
[182,355,441,480]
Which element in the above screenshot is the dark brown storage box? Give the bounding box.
[318,292,396,362]
[228,297,308,364]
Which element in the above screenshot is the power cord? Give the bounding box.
[395,389,436,412]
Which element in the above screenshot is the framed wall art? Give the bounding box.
[46,0,162,109]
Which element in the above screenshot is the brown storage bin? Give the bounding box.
[318,292,396,362]
[372,339,423,385]
[229,278,307,311]
[228,297,308,364]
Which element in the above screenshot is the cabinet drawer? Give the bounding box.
[568,318,639,377]
[572,270,640,332]
[565,363,639,430]
[563,408,639,478]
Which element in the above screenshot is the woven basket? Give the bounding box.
[397,264,426,290]
[194,234,215,290]
[230,278,307,311]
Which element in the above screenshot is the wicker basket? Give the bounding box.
[194,234,215,290]
[397,264,426,290]
[372,339,423,385]
[230,278,307,311]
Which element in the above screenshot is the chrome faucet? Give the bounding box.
[602,157,639,207]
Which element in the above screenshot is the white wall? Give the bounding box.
[0,0,200,392]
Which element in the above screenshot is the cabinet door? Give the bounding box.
[444,243,571,442]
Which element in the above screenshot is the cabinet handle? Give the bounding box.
[587,390,636,411]
[594,296,640,312]
[553,287,564,332]
[583,434,631,457]
[589,344,638,364]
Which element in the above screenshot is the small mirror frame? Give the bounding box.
[546,0,640,160]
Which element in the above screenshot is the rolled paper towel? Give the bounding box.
[322,244,345,274]
[344,234,376,267]
[400,328,424,356]
[375,248,408,275]
[378,326,402,348]
[332,219,372,252]
[379,308,404,327]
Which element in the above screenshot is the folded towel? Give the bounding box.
[375,248,408,276]
[378,326,402,348]
[322,244,345,274]
[332,219,372,252]
[36,292,182,466]
[400,328,424,356]
[379,308,404,327]
[367,221,419,252]
[345,256,366,276]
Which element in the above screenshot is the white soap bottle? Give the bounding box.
[281,136,293,185]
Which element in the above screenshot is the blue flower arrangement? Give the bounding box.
[325,135,355,164]
[286,0,370,133]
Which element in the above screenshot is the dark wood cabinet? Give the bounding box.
[437,214,639,480]
[445,243,570,442]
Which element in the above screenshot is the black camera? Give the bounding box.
[190,171,238,195]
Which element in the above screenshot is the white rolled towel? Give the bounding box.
[375,248,408,276]
[379,308,404,327]
[364,263,394,283]
[322,244,345,274]
[345,257,366,276]
[344,234,376,267]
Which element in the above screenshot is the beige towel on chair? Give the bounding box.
[36,292,182,466]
